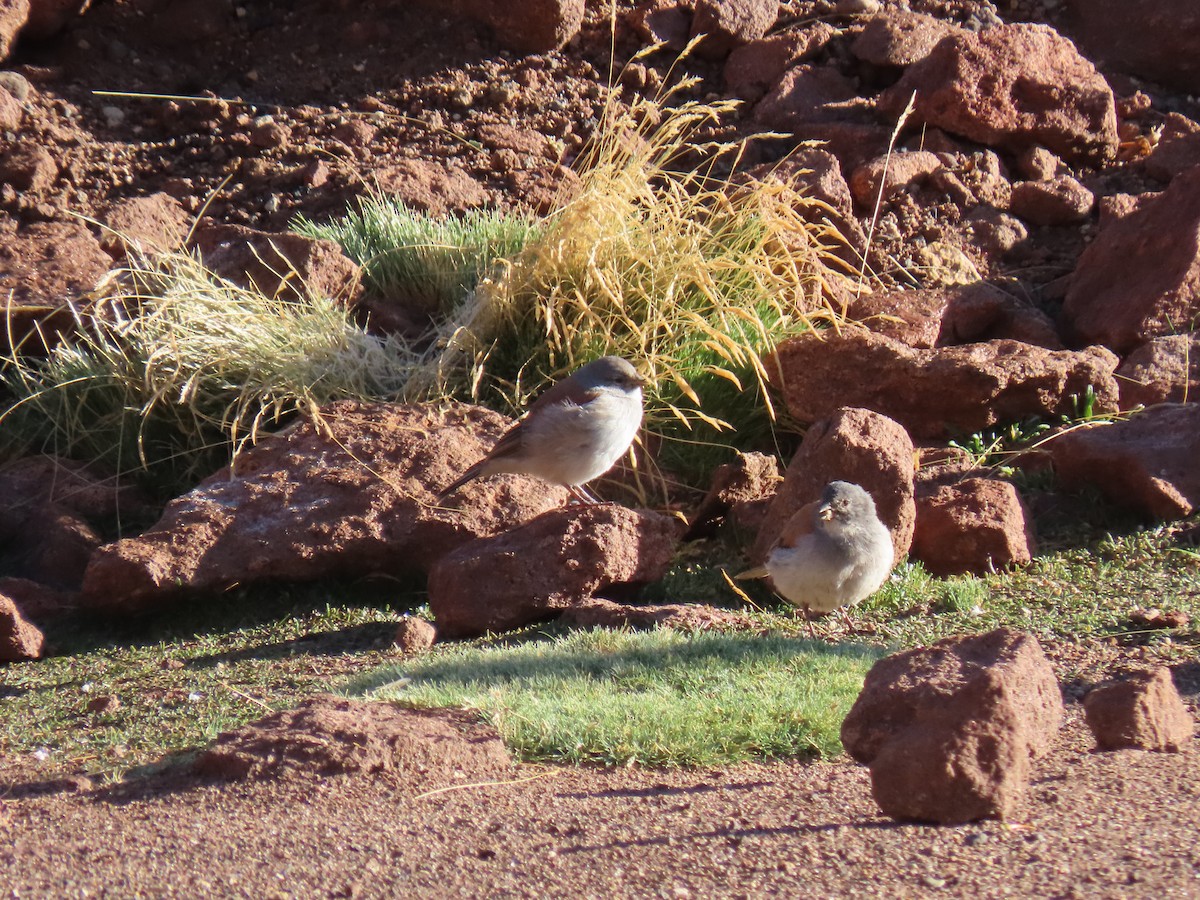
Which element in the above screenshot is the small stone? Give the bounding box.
[393,616,436,654]
[1083,668,1194,752]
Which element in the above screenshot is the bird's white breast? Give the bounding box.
[519,387,642,486]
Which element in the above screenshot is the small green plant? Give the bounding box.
[293,194,540,322]
[359,628,880,767]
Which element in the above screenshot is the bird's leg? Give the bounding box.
[838,607,855,632]
[803,605,816,639]
[568,484,602,504]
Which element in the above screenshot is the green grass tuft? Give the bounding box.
[0,252,417,497]
[358,628,880,767]
[294,194,540,323]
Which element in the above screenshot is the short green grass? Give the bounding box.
[355,628,880,767]
[0,579,416,780]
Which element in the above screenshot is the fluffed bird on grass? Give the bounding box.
[738,480,894,635]
[439,355,647,505]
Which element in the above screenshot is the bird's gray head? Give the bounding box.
[573,356,647,394]
[817,480,878,525]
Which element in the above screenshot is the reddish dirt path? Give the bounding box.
[4,710,1198,898]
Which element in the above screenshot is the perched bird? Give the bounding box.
[740,480,893,632]
[439,355,647,504]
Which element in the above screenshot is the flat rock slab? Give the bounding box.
[1050,403,1200,520]
[81,401,570,614]
[193,695,510,784]
[767,330,1119,440]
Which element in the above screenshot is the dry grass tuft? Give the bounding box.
[415,85,861,491]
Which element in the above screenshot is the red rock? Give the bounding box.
[0,0,29,61]
[849,282,1063,352]
[1050,404,1200,520]
[847,150,943,208]
[793,121,894,176]
[1083,668,1195,752]
[194,695,510,783]
[0,143,57,192]
[747,149,867,268]
[373,158,488,217]
[100,192,190,257]
[767,330,1119,440]
[626,0,692,51]
[724,28,834,102]
[0,577,69,621]
[1015,146,1062,181]
[190,222,362,306]
[0,589,44,662]
[1009,175,1095,226]
[559,598,751,631]
[911,476,1037,577]
[962,207,1029,263]
[753,64,858,129]
[1116,334,1200,409]
[432,0,584,53]
[0,220,109,311]
[850,11,956,67]
[22,0,85,40]
[880,23,1118,164]
[1065,0,1200,94]
[80,402,573,615]
[690,0,777,59]
[753,407,915,566]
[841,627,1064,824]
[845,287,948,349]
[1062,166,1200,353]
[1142,114,1200,183]
[393,616,437,655]
[428,504,679,639]
[685,451,781,539]
[0,220,109,355]
[0,85,21,131]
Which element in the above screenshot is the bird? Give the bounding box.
[439,355,647,504]
[739,480,894,634]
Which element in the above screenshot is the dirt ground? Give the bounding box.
[3,707,1198,898]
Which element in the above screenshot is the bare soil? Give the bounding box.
[3,707,1199,898]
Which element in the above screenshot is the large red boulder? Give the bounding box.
[428,504,679,639]
[842,628,1064,824]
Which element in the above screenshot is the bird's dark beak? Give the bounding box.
[817,502,834,521]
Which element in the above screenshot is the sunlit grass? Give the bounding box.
[294,194,540,322]
[359,628,879,767]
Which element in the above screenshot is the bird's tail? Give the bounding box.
[734,565,770,580]
[437,464,483,501]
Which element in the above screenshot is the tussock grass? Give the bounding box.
[293,194,540,321]
[361,628,879,767]
[0,251,416,495]
[408,89,860,489]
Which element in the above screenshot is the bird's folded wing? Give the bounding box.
[775,499,820,549]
